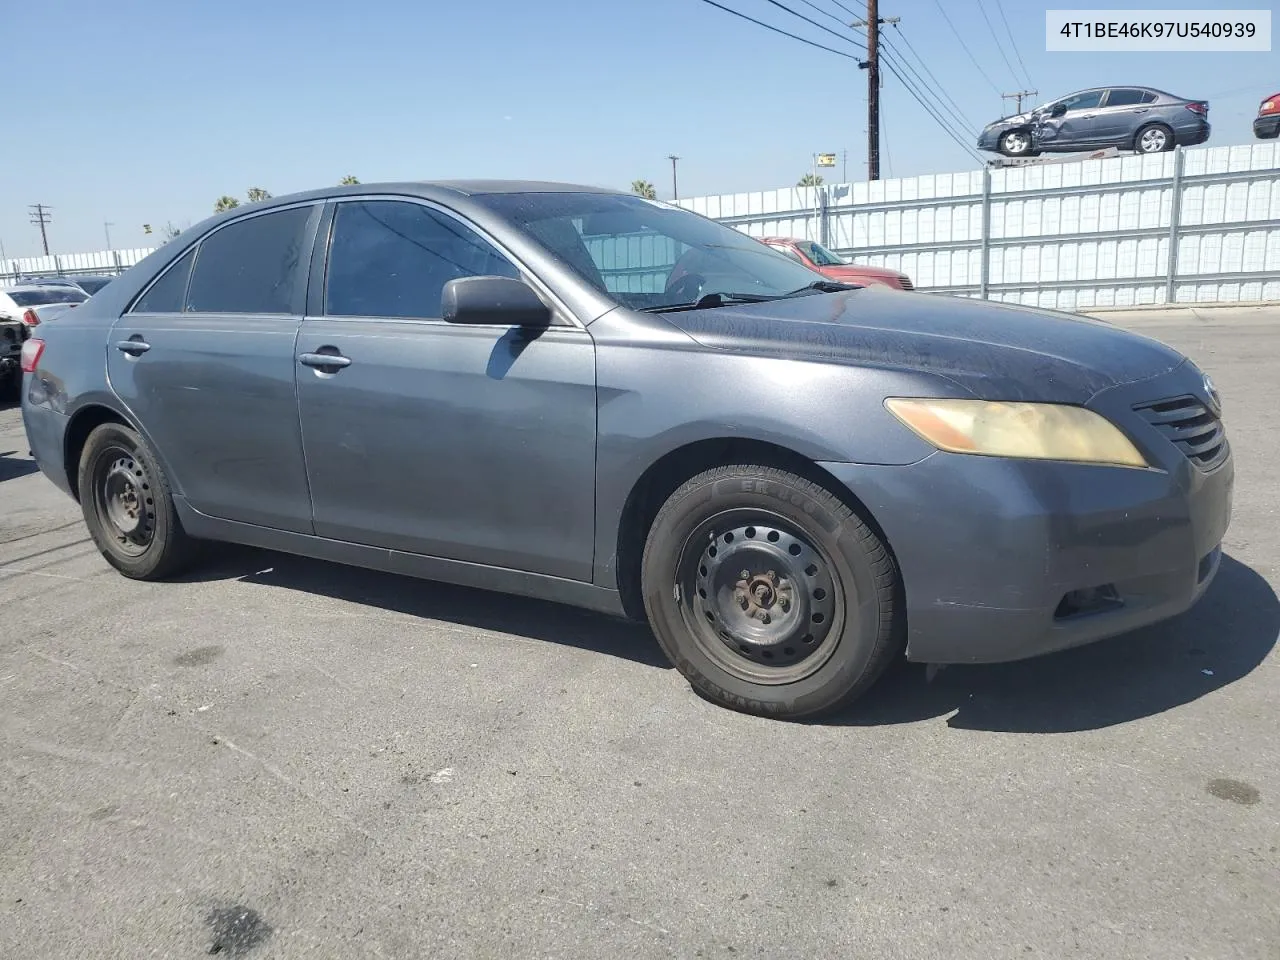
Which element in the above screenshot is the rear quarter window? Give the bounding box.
[132,249,196,314]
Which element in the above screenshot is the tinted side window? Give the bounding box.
[185,206,312,314]
[1140,91,1158,104]
[133,249,195,313]
[1106,88,1148,107]
[325,201,519,319]
[1062,91,1104,111]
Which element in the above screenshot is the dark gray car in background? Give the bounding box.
[978,86,1211,157]
[18,181,1233,719]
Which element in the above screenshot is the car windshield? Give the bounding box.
[6,288,88,306]
[473,192,825,310]
[75,277,113,294]
[794,240,846,267]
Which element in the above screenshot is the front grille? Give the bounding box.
[1132,395,1228,471]
[899,277,914,290]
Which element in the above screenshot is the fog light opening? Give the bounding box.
[1054,584,1123,620]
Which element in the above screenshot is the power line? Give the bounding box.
[878,52,985,163]
[928,0,1002,95]
[693,0,864,60]
[884,26,977,129]
[974,0,1026,89]
[990,0,1035,89]
[757,0,870,49]
[825,0,865,17]
[792,0,850,29]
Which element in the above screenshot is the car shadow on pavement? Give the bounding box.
[186,546,671,669]
[831,554,1278,733]
[0,450,40,482]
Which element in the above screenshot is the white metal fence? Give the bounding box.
[5,143,1279,309]
[675,142,1280,310]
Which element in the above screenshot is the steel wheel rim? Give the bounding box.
[1004,132,1029,154]
[1140,128,1167,152]
[93,445,155,556]
[675,508,845,685]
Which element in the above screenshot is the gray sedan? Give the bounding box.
[978,86,1211,156]
[18,181,1233,719]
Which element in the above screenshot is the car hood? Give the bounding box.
[658,287,1187,404]
[985,112,1033,130]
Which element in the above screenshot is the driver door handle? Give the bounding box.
[115,338,151,356]
[298,352,351,369]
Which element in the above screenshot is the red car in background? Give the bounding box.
[758,237,914,290]
[1254,92,1280,139]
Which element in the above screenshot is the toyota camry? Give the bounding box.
[19,181,1233,719]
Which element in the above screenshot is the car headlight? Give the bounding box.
[884,398,1149,468]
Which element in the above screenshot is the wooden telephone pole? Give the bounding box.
[852,1,899,182]
[1002,90,1038,115]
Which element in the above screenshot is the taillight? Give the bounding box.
[1185,102,1208,115]
[21,309,40,327]
[20,337,45,374]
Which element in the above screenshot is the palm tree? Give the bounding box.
[631,179,657,200]
[246,187,272,203]
[340,175,360,185]
[214,196,240,213]
[797,173,824,187]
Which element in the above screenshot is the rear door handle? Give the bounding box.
[115,337,151,356]
[298,351,351,370]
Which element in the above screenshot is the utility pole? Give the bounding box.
[1001,90,1038,115]
[852,3,899,182]
[28,204,52,256]
[667,155,680,200]
[104,221,115,250]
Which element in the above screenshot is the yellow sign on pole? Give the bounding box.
[816,153,837,167]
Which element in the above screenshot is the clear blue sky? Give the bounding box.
[2,0,1276,258]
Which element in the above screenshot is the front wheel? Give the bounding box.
[641,465,903,720]
[78,422,201,580]
[999,130,1033,156]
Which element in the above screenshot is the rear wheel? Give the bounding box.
[1136,123,1174,154]
[78,422,201,580]
[0,371,19,404]
[641,465,903,720]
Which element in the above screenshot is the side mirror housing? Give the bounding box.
[441,276,552,327]
[1050,103,1067,118]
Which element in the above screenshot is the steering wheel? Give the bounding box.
[665,272,705,303]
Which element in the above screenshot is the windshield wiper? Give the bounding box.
[641,291,781,313]
[782,280,862,297]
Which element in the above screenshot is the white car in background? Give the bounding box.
[0,283,89,327]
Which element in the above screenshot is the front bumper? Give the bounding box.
[1254,115,1280,139]
[820,363,1233,664]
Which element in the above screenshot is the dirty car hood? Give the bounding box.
[659,287,1187,403]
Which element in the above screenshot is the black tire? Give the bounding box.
[1135,122,1174,154]
[78,422,201,580]
[641,465,903,720]
[0,372,19,404]
[998,129,1033,157]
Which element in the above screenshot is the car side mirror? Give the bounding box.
[441,276,552,327]
[1050,103,1067,118]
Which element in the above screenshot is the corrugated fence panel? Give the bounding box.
[672,143,1280,306]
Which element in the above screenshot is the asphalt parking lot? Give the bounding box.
[1,305,1277,960]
